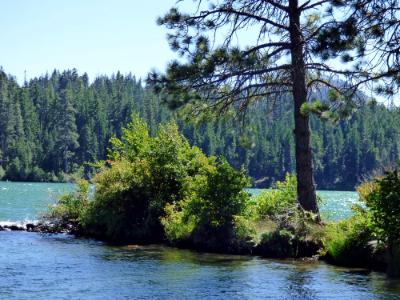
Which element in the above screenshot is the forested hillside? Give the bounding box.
[0,69,399,189]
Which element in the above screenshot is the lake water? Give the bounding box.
[1,182,400,299]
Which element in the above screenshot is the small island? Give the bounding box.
[1,0,400,299]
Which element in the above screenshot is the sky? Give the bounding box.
[0,1,397,105]
[0,0,181,83]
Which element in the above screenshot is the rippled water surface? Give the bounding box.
[250,189,359,221]
[1,182,400,299]
[0,182,74,221]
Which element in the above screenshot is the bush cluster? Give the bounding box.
[323,169,400,276]
[46,116,252,251]
[322,207,375,267]
[47,154,324,257]
[256,173,297,218]
[46,128,400,273]
[44,179,90,233]
[252,174,323,257]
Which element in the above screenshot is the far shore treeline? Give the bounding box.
[0,68,399,189]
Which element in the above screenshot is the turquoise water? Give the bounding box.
[250,189,359,221]
[1,183,358,222]
[1,182,400,299]
[0,181,74,222]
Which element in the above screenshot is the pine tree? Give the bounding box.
[54,84,79,173]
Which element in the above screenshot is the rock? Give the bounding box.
[26,223,36,231]
[4,225,24,231]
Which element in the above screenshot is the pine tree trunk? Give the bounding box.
[289,0,320,217]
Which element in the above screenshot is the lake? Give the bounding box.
[1,182,400,299]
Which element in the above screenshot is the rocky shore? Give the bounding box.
[0,222,68,233]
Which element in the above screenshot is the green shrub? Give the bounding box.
[256,173,297,218]
[44,179,90,233]
[360,170,400,247]
[71,115,253,248]
[161,159,253,252]
[82,118,201,243]
[233,216,257,245]
[323,210,374,267]
[82,159,156,242]
[253,174,323,257]
[358,170,400,276]
[256,209,323,258]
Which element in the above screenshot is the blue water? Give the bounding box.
[1,182,400,299]
[250,189,359,221]
[0,181,74,221]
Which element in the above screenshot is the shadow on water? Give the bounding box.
[99,243,400,299]
[2,232,400,299]
[103,244,252,267]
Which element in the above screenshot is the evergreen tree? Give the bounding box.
[148,0,387,216]
[53,84,79,173]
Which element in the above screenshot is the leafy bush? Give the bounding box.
[255,209,323,258]
[82,159,156,242]
[357,170,400,276]
[360,170,400,246]
[253,174,323,257]
[83,118,202,243]
[75,116,252,248]
[256,173,297,218]
[44,180,90,233]
[323,210,374,267]
[161,159,253,252]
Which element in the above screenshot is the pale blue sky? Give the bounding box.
[0,1,397,105]
[0,0,180,82]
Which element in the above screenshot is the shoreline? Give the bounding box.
[0,222,386,274]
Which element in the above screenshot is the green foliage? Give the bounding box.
[361,170,400,245]
[256,173,297,218]
[162,158,252,251]
[44,179,90,232]
[300,100,330,118]
[161,201,197,242]
[83,118,196,242]
[77,116,252,248]
[252,174,323,257]
[323,211,374,267]
[108,115,150,161]
[82,159,156,242]
[256,209,323,258]
[233,215,257,244]
[355,170,400,276]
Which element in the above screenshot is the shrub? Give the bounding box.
[358,170,400,276]
[255,209,323,258]
[323,210,374,267]
[82,159,156,242]
[360,170,400,247]
[71,115,253,248]
[256,173,297,218]
[83,119,201,243]
[253,174,323,257]
[44,180,90,233]
[161,159,253,252]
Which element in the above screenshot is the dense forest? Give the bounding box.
[0,69,399,190]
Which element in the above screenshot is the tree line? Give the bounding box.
[0,68,398,189]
